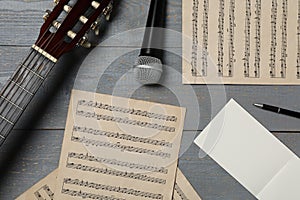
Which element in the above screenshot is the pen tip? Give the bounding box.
[253,103,263,108]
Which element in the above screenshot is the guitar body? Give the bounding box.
[0,0,113,146]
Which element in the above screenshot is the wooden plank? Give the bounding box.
[0,46,300,132]
[0,130,298,199]
[0,1,298,200]
[0,0,182,47]
[179,132,300,200]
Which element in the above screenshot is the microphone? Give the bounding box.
[134,0,166,85]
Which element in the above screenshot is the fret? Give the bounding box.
[0,118,13,140]
[0,134,5,149]
[2,81,34,111]
[0,114,14,125]
[0,99,23,126]
[25,49,56,78]
[21,64,45,80]
[10,80,34,96]
[0,48,56,147]
[0,95,23,111]
[0,137,4,147]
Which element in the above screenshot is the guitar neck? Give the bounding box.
[0,46,57,146]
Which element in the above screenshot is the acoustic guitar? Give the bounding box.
[0,0,113,146]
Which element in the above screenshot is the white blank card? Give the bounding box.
[194,99,300,199]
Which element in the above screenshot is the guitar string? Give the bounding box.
[0,36,60,135]
[0,7,61,136]
[0,0,86,119]
[0,52,51,135]
[0,1,63,131]
[0,0,108,138]
[0,52,47,132]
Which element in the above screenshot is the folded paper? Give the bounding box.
[194,99,300,199]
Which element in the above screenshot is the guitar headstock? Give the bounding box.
[34,0,113,60]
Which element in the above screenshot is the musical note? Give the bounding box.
[244,0,251,77]
[78,100,177,122]
[217,0,236,77]
[63,178,163,199]
[184,0,300,85]
[254,0,262,78]
[191,0,210,77]
[191,0,200,76]
[174,184,189,200]
[68,152,169,174]
[201,0,209,77]
[76,110,176,132]
[270,0,278,78]
[55,90,185,200]
[228,0,236,77]
[73,126,173,148]
[280,0,288,78]
[66,162,167,184]
[33,184,54,200]
[71,136,171,159]
[61,188,125,200]
[217,0,225,76]
[173,169,202,200]
[17,169,202,200]
[244,0,262,78]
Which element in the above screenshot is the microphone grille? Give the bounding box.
[134,56,163,85]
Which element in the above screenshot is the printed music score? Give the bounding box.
[173,169,202,200]
[183,0,300,85]
[16,170,57,200]
[54,90,185,200]
[16,169,202,200]
[16,91,202,200]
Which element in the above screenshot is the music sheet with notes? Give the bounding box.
[54,90,186,200]
[16,169,202,200]
[173,169,202,200]
[16,170,56,200]
[183,0,300,85]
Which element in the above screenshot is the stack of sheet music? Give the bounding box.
[16,90,202,200]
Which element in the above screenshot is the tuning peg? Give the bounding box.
[53,20,61,29]
[105,12,112,21]
[53,0,59,4]
[79,36,91,48]
[91,1,100,9]
[103,2,113,21]
[63,5,72,13]
[93,26,101,36]
[91,17,101,36]
[43,10,52,21]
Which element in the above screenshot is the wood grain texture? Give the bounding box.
[0,130,299,200]
[0,0,181,47]
[0,0,299,200]
[0,47,300,132]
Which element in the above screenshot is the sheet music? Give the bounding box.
[16,170,56,200]
[173,169,202,200]
[54,90,186,200]
[16,169,202,200]
[183,0,300,85]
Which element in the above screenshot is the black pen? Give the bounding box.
[254,103,300,119]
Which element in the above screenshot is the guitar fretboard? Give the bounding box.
[0,47,56,146]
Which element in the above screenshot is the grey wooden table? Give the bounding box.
[0,0,299,199]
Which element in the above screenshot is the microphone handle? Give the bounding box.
[140,0,166,60]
